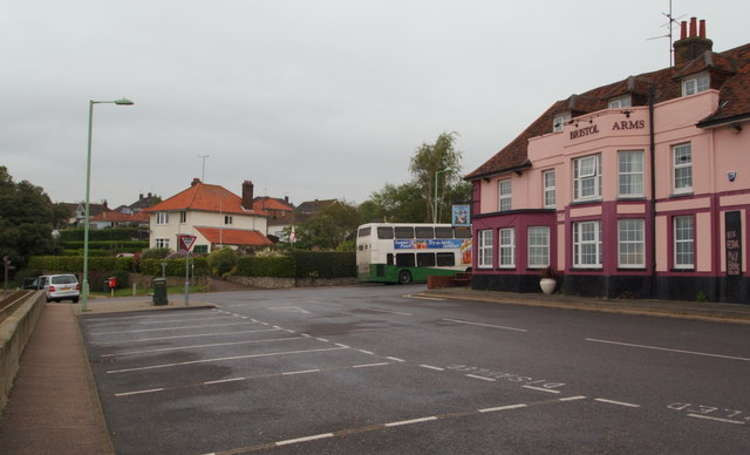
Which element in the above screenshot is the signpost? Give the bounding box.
[451,204,471,227]
[177,235,197,306]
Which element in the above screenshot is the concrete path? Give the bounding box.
[0,304,113,455]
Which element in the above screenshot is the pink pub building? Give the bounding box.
[466,18,750,303]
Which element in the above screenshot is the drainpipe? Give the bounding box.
[649,86,657,297]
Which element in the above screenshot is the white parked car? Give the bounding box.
[44,274,80,303]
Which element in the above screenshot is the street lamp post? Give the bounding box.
[81,98,134,312]
[433,169,448,224]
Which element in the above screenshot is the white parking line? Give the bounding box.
[687,413,746,425]
[301,333,312,338]
[522,385,561,394]
[138,316,234,324]
[406,295,445,301]
[386,356,405,362]
[114,388,165,397]
[443,318,527,333]
[352,362,390,368]
[419,364,445,371]
[334,343,350,348]
[358,349,375,355]
[90,322,252,335]
[384,416,438,427]
[585,338,750,362]
[282,369,320,376]
[100,336,303,357]
[478,403,527,413]
[594,398,640,408]
[316,338,329,342]
[94,328,281,345]
[559,395,587,402]
[106,347,348,374]
[203,377,246,385]
[466,374,496,382]
[276,433,334,446]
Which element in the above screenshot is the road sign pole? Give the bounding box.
[184,252,190,307]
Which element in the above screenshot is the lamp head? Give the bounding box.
[114,98,134,106]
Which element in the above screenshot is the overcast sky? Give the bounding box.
[3,1,749,208]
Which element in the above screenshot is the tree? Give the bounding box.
[0,166,59,267]
[409,132,463,223]
[365,182,427,223]
[295,200,361,250]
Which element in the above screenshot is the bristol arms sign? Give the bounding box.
[570,119,646,140]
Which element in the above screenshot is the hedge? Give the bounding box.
[61,249,111,257]
[236,256,295,278]
[61,240,148,250]
[59,227,142,241]
[140,258,209,277]
[27,256,134,273]
[291,251,356,278]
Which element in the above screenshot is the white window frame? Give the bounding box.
[498,179,512,212]
[673,216,695,269]
[672,143,693,194]
[179,211,187,224]
[573,221,602,268]
[527,226,550,268]
[573,154,602,201]
[617,219,645,268]
[155,212,169,225]
[498,228,515,268]
[155,238,170,249]
[224,215,233,225]
[478,230,493,269]
[543,169,556,208]
[553,112,571,133]
[608,95,632,109]
[618,150,644,197]
[681,72,710,96]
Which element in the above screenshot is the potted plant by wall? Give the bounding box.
[539,266,557,295]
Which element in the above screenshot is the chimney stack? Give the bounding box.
[673,18,713,66]
[242,180,254,210]
[284,196,289,203]
[191,178,201,187]
[139,193,144,200]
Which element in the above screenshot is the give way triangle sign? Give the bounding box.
[178,235,197,252]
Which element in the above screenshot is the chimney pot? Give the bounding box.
[242,180,254,210]
[680,21,687,40]
[139,193,144,200]
[689,17,697,37]
[699,19,706,38]
[191,178,201,186]
[284,196,289,203]
[147,192,152,198]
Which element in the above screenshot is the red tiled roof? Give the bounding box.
[144,181,268,217]
[90,210,148,223]
[466,42,750,180]
[194,227,272,247]
[253,197,294,212]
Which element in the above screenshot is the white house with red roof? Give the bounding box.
[144,178,272,254]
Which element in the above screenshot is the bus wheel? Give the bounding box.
[398,270,412,284]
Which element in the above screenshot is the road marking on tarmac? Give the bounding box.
[90,322,253,335]
[594,398,640,408]
[585,338,750,362]
[523,385,561,394]
[385,416,438,427]
[366,308,413,316]
[466,374,497,382]
[443,318,527,333]
[100,336,303,357]
[419,364,445,371]
[106,347,348,374]
[687,414,746,425]
[94,328,281,345]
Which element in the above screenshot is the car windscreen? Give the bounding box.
[51,275,77,285]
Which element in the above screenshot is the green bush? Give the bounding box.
[89,270,130,291]
[61,240,148,250]
[27,256,134,273]
[207,248,239,277]
[141,248,171,260]
[61,249,111,257]
[140,257,209,277]
[236,256,295,278]
[59,227,142,241]
[291,251,356,278]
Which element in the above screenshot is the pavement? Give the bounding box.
[2,285,750,454]
[417,286,750,324]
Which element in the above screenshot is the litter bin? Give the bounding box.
[152,277,168,306]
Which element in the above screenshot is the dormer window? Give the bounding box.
[553,112,570,133]
[608,95,632,109]
[682,72,710,96]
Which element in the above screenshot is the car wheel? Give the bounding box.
[465,267,472,273]
[398,270,412,285]
[72,298,79,303]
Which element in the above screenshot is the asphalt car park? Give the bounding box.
[80,286,750,454]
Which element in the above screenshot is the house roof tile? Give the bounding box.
[194,227,272,247]
[144,181,268,217]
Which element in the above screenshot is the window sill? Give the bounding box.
[495,267,516,270]
[671,267,695,272]
[670,191,693,199]
[572,266,603,270]
[570,198,602,206]
[617,267,647,271]
[527,266,549,270]
[617,196,645,201]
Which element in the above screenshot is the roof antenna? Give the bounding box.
[646,0,685,67]
[198,154,210,181]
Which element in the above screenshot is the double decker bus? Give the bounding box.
[356,223,472,284]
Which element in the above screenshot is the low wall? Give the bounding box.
[0,292,45,414]
[128,273,208,289]
[226,276,358,289]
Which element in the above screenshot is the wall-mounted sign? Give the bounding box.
[725,211,742,276]
[570,125,599,140]
[452,204,471,226]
